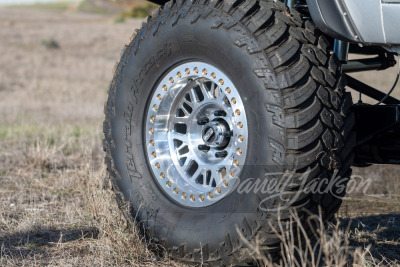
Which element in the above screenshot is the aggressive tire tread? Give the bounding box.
[103,0,355,265]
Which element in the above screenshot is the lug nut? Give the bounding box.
[225,87,231,94]
[224,131,233,137]
[162,85,167,91]
[238,135,244,142]
[214,110,226,117]
[157,94,162,100]
[198,145,211,152]
[182,192,187,199]
[215,151,228,158]
[160,172,165,179]
[197,118,209,125]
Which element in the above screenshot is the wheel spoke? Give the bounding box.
[181,106,191,116]
[183,98,193,108]
[180,100,192,113]
[192,167,205,180]
[189,88,200,103]
[199,82,211,99]
[217,88,226,102]
[171,131,189,144]
[183,158,193,173]
[212,167,224,185]
[172,116,189,125]
[176,142,187,152]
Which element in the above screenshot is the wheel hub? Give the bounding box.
[145,61,248,208]
[202,121,229,147]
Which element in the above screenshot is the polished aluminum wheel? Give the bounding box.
[145,62,248,208]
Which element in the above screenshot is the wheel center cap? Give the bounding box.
[202,121,226,146]
[203,127,216,143]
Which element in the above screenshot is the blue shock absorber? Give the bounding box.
[284,0,296,8]
[333,39,350,62]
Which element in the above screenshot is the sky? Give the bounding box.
[0,0,81,5]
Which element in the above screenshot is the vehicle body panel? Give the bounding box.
[382,4,400,44]
[307,0,400,45]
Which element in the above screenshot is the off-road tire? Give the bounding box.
[103,0,355,265]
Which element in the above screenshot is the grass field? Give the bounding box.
[0,5,399,266]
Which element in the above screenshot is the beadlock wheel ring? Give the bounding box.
[145,61,248,208]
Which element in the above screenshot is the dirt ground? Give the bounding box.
[0,6,399,266]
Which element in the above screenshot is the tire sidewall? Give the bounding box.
[110,7,284,250]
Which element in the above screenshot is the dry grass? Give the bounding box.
[0,6,170,266]
[0,5,399,267]
[240,210,370,267]
[0,125,171,265]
